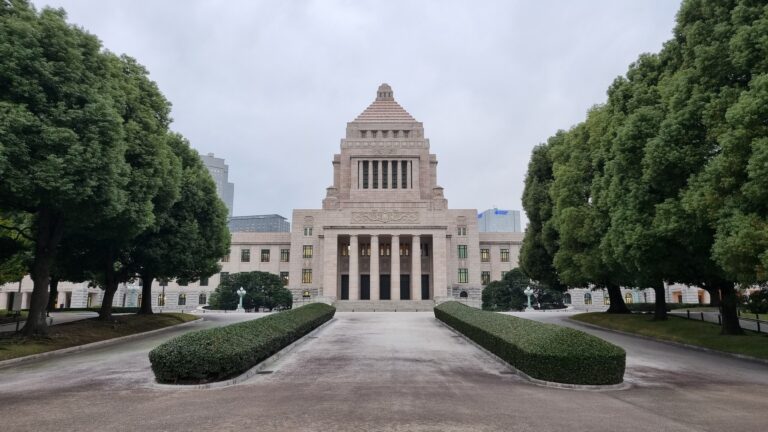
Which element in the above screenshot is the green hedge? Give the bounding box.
[435,302,625,385]
[149,303,335,384]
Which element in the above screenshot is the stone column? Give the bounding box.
[322,232,338,299]
[391,235,400,300]
[370,234,379,300]
[411,235,421,300]
[349,234,359,300]
[432,233,447,299]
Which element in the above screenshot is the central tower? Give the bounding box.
[322,83,447,211]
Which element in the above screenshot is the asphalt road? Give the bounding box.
[0,311,766,431]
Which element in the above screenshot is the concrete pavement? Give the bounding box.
[0,311,766,431]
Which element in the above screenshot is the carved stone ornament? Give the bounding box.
[351,211,419,224]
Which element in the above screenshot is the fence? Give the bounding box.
[675,309,765,333]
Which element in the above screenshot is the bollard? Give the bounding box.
[701,312,705,321]
[687,310,690,319]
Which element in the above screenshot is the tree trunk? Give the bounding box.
[605,283,631,314]
[47,277,60,313]
[652,281,667,321]
[706,287,721,307]
[22,208,64,337]
[718,283,743,335]
[98,254,118,321]
[138,273,154,315]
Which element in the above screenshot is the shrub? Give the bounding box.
[745,289,768,314]
[149,303,335,384]
[434,301,625,385]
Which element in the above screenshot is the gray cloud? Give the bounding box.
[34,0,681,224]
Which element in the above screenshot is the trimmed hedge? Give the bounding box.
[435,302,625,385]
[149,303,335,384]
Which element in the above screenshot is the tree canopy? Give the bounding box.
[209,271,293,311]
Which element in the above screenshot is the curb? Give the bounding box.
[151,316,337,390]
[567,317,768,367]
[0,316,204,369]
[435,318,629,391]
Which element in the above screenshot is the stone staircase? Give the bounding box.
[333,300,435,312]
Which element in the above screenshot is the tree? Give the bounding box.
[0,2,130,335]
[520,136,564,292]
[132,134,229,315]
[209,271,292,311]
[481,268,530,311]
[0,212,31,285]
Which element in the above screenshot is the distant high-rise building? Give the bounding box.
[200,152,234,216]
[477,208,521,232]
[228,214,290,233]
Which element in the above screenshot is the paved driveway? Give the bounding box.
[0,311,766,431]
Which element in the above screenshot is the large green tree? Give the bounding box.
[0,2,129,334]
[519,136,563,291]
[132,133,230,315]
[481,268,530,311]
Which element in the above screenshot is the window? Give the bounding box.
[391,161,398,189]
[458,268,469,284]
[403,130,410,138]
[341,243,349,256]
[241,248,250,262]
[624,292,633,304]
[401,160,408,188]
[564,293,571,305]
[200,277,209,287]
[500,249,510,262]
[303,245,313,259]
[302,269,312,284]
[457,245,468,259]
[281,249,290,262]
[584,293,592,305]
[459,291,468,298]
[399,243,410,256]
[261,249,270,262]
[198,293,207,304]
[457,226,467,236]
[280,272,289,285]
[303,226,313,236]
[360,130,367,138]
[480,248,490,262]
[363,161,369,189]
[372,161,379,189]
[382,161,388,189]
[157,294,165,307]
[382,130,388,138]
[481,271,490,285]
[380,244,391,256]
[421,243,429,257]
[371,130,378,138]
[604,292,610,305]
[222,251,230,262]
[393,130,399,138]
[360,243,371,256]
[178,293,186,306]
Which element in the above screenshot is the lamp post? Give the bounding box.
[524,286,534,312]
[236,287,246,312]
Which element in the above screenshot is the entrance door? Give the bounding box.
[421,275,430,300]
[360,275,370,300]
[380,275,391,300]
[341,275,349,300]
[400,275,410,300]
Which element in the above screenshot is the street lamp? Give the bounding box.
[524,286,534,312]
[236,287,246,312]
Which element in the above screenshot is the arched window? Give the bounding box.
[459,291,468,298]
[178,293,186,306]
[563,293,571,305]
[625,293,633,304]
[199,293,207,305]
[584,293,592,305]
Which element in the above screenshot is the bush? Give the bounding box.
[745,289,768,314]
[434,302,625,385]
[149,303,335,384]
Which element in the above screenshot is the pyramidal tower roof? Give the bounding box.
[353,83,416,122]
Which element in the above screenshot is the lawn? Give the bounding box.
[572,313,768,361]
[0,313,199,361]
[0,310,28,326]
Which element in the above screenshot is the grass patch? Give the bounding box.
[572,313,768,360]
[0,310,28,326]
[435,302,625,385]
[149,303,335,384]
[0,313,199,361]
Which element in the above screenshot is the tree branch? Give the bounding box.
[0,222,34,242]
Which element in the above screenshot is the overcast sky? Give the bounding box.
[35,0,681,224]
